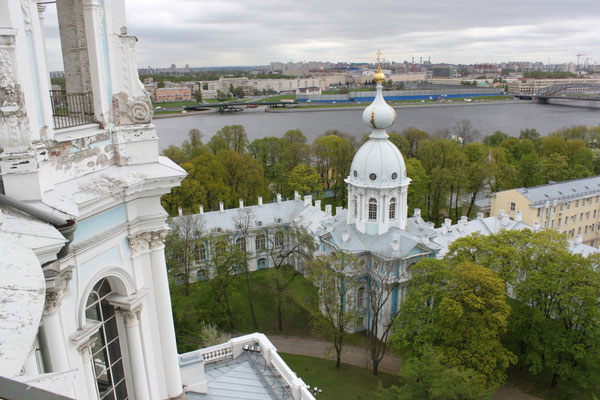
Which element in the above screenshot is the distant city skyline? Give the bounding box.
[41,0,599,71]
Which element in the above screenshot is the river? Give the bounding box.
[153,101,600,151]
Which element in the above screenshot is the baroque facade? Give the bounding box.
[0,1,315,399]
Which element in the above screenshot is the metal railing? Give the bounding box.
[49,90,95,129]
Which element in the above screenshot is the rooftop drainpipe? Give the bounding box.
[0,193,77,261]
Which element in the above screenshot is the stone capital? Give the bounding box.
[149,229,168,250]
[42,267,74,316]
[128,231,152,257]
[116,305,142,327]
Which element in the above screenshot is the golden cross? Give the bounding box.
[376,50,382,64]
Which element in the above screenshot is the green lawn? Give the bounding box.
[258,94,297,102]
[153,100,197,108]
[171,268,319,352]
[279,353,397,400]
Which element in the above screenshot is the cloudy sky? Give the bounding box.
[43,0,600,70]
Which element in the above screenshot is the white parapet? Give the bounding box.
[179,332,315,400]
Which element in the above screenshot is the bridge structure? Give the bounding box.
[183,100,297,112]
[536,83,600,104]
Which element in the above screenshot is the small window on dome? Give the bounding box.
[369,173,377,181]
[353,170,358,178]
[391,172,398,180]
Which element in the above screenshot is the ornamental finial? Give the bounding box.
[374,50,385,83]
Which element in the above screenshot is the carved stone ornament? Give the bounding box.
[43,291,61,316]
[149,229,168,250]
[127,99,152,123]
[128,232,152,257]
[117,306,142,327]
[21,0,33,31]
[77,336,97,361]
[0,49,31,150]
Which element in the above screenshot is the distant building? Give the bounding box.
[492,176,600,248]
[508,78,600,95]
[432,64,456,78]
[155,86,192,102]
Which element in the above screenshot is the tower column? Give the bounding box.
[149,230,185,399]
[117,307,150,400]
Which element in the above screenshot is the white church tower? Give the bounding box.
[345,56,410,235]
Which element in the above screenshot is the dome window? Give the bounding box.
[389,198,396,219]
[369,173,377,181]
[369,198,377,220]
[391,172,398,180]
[353,170,358,177]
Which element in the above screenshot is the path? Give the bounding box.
[267,334,541,400]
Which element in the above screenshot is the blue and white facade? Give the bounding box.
[0,1,188,398]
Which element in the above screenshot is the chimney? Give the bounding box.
[515,210,522,222]
[413,208,421,218]
[342,232,350,242]
[336,206,343,216]
[460,216,468,224]
[576,234,583,244]
[442,225,448,235]
[533,222,541,231]
[294,191,301,200]
[199,205,204,215]
[276,193,282,204]
[314,200,321,210]
[497,209,505,218]
[426,222,435,229]
[502,215,510,226]
[325,205,332,216]
[444,218,452,228]
[219,201,224,213]
[304,195,312,207]
[239,199,244,209]
[178,207,183,217]
[258,196,263,206]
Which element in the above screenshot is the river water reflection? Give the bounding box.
[154,101,600,151]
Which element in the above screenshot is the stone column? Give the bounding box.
[117,307,150,400]
[76,334,100,400]
[39,268,73,373]
[149,230,185,399]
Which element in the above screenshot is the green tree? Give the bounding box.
[162,144,188,165]
[208,125,248,154]
[376,347,493,400]
[193,90,203,103]
[483,131,508,147]
[218,150,270,208]
[391,259,451,357]
[266,225,317,331]
[181,129,204,159]
[281,129,310,172]
[519,128,540,141]
[308,252,361,368]
[438,262,516,387]
[402,127,429,158]
[387,132,410,156]
[166,215,204,296]
[286,163,320,197]
[202,82,208,90]
[248,137,285,191]
[234,208,259,330]
[463,143,492,217]
[405,158,429,215]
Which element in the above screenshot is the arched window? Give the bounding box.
[198,244,206,261]
[255,234,266,251]
[357,286,366,309]
[85,279,130,399]
[274,231,284,247]
[353,195,358,217]
[235,237,246,252]
[368,198,377,221]
[389,198,396,220]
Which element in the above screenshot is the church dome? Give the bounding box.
[348,138,407,188]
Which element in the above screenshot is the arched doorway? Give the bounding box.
[85,278,130,399]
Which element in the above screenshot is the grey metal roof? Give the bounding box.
[187,354,292,400]
[510,175,600,206]
[177,199,328,233]
[318,210,438,259]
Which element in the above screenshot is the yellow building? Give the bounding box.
[491,176,600,248]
